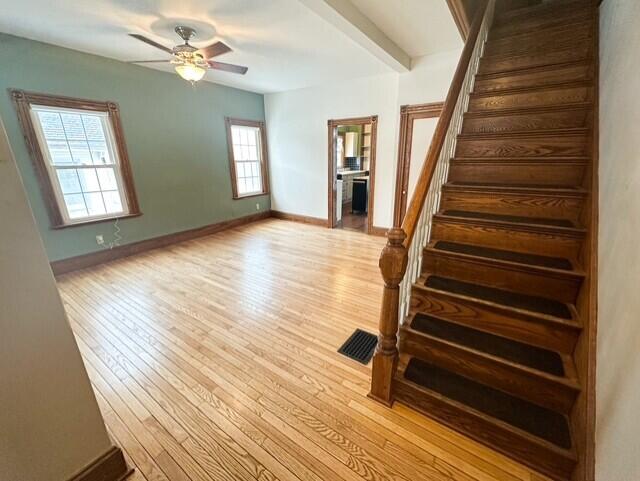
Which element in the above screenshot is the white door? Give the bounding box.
[407,117,439,203]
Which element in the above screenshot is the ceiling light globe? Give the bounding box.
[175,64,206,82]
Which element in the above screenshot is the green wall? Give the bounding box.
[0,33,269,262]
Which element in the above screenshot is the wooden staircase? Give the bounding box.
[370,1,598,480]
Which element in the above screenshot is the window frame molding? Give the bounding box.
[10,89,141,229]
[224,117,270,200]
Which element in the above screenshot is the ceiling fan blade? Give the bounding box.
[198,41,232,59]
[127,60,172,64]
[129,34,173,54]
[207,61,248,75]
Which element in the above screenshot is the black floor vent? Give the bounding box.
[338,329,377,364]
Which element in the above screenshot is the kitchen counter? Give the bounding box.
[337,170,368,179]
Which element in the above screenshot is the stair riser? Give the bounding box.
[474,64,592,94]
[431,218,583,262]
[487,22,592,56]
[410,290,579,353]
[496,0,591,27]
[448,161,586,187]
[440,190,584,224]
[399,329,577,413]
[469,86,591,112]
[422,251,582,304]
[394,380,576,481]
[479,46,591,75]
[455,134,589,158]
[462,108,591,134]
[491,13,592,41]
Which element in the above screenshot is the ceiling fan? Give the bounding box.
[129,26,248,84]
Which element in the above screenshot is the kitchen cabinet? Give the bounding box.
[345,132,358,157]
[338,170,368,204]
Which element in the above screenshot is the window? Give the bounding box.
[11,90,140,228]
[225,118,269,198]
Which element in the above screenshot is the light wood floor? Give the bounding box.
[57,219,548,481]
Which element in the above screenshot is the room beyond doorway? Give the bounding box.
[327,116,377,234]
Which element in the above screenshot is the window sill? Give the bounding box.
[233,192,269,200]
[51,211,142,230]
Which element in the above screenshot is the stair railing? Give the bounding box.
[369,0,495,405]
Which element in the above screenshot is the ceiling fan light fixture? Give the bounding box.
[175,63,206,83]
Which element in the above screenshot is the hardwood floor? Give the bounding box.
[339,209,368,233]
[57,219,550,481]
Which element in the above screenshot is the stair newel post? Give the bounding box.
[369,228,408,406]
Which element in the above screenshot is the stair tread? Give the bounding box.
[496,0,589,22]
[411,285,582,332]
[431,240,574,270]
[464,102,592,119]
[424,275,573,319]
[400,357,573,450]
[444,181,587,195]
[492,14,592,38]
[470,80,591,98]
[489,18,593,46]
[458,127,590,139]
[441,210,575,229]
[481,53,593,78]
[408,313,568,377]
[475,59,591,80]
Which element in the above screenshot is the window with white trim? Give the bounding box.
[225,118,269,199]
[11,90,140,228]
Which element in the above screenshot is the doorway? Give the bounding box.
[393,102,443,227]
[328,116,377,234]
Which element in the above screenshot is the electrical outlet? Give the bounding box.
[96,235,104,245]
[256,203,260,211]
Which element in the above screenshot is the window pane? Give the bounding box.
[247,145,258,161]
[37,111,65,139]
[97,168,118,190]
[239,128,247,145]
[233,144,243,161]
[241,145,250,161]
[251,161,259,177]
[238,178,247,194]
[102,191,123,214]
[69,140,92,164]
[64,194,88,219]
[251,177,260,193]
[46,140,73,164]
[57,169,81,194]
[60,113,86,140]
[82,115,105,141]
[247,129,257,146]
[78,168,101,192]
[89,141,111,165]
[231,127,241,144]
[84,192,106,216]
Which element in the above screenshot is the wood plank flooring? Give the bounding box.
[56,219,550,481]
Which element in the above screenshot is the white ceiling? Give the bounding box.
[0,0,460,94]
[351,0,463,58]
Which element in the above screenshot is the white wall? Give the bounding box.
[0,115,113,481]
[596,1,640,480]
[266,47,461,228]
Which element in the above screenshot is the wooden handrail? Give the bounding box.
[369,0,492,406]
[401,0,489,248]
